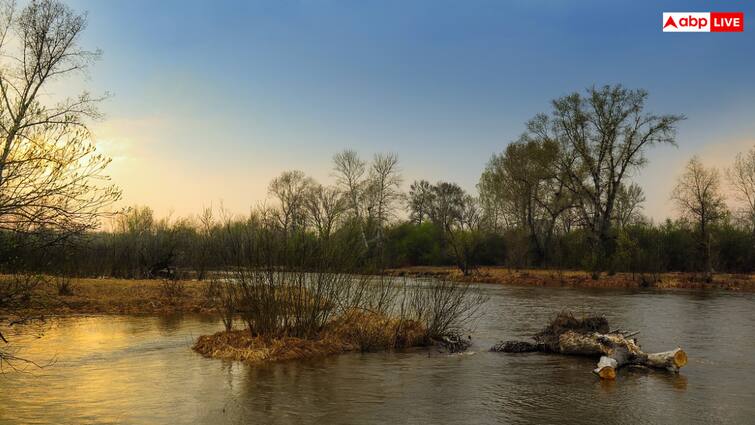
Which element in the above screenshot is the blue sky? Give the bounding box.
[64,0,755,220]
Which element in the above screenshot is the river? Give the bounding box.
[1,284,754,424]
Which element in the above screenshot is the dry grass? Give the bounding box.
[0,275,215,317]
[193,331,354,364]
[329,309,428,351]
[193,310,430,365]
[386,266,755,291]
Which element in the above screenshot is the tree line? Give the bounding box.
[0,2,753,284]
[4,139,753,281]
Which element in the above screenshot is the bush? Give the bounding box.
[55,276,75,296]
[160,278,186,303]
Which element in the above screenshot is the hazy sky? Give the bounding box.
[63,0,755,221]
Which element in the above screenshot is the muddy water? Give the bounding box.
[1,285,754,424]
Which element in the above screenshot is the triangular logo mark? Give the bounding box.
[664,16,678,29]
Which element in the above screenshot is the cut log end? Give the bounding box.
[593,355,619,380]
[646,347,688,372]
[596,366,616,380]
[673,349,688,369]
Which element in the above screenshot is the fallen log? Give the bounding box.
[491,312,687,380]
[645,348,688,372]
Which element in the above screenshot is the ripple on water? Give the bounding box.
[1,286,754,424]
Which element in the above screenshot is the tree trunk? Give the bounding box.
[494,329,687,380]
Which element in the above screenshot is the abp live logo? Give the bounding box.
[663,12,744,32]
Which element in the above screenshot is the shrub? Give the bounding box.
[160,278,186,303]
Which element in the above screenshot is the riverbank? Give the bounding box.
[386,266,755,291]
[3,266,754,321]
[0,275,213,317]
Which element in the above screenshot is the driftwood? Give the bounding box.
[434,334,472,353]
[491,312,687,380]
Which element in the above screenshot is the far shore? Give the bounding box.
[386,266,755,292]
[3,267,754,321]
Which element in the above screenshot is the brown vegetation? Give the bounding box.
[192,310,430,365]
[0,275,214,317]
[387,266,755,291]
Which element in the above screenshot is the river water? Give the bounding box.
[1,284,754,424]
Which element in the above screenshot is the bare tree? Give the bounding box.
[333,149,368,247]
[727,146,755,231]
[333,150,402,250]
[0,0,118,369]
[267,170,313,233]
[408,179,434,225]
[195,206,215,280]
[0,0,119,245]
[527,85,683,274]
[672,157,728,280]
[367,152,402,247]
[305,183,346,239]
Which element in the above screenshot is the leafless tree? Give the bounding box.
[727,146,755,232]
[305,183,346,239]
[333,149,368,247]
[672,157,728,280]
[267,170,313,233]
[366,152,402,247]
[333,150,402,251]
[0,0,119,368]
[194,206,215,280]
[527,85,683,274]
[0,0,119,244]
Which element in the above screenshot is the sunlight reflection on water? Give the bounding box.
[1,285,754,424]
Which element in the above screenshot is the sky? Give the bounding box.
[59,0,755,221]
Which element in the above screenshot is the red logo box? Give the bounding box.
[710,12,744,32]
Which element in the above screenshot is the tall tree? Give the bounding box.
[613,183,646,229]
[727,146,755,232]
[479,137,571,265]
[672,157,727,280]
[305,183,345,239]
[2,0,119,368]
[333,149,368,248]
[445,194,484,276]
[428,181,465,233]
[408,179,434,225]
[411,180,481,275]
[527,85,683,274]
[0,0,120,247]
[267,170,313,233]
[366,153,402,247]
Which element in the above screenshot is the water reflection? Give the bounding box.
[1,286,754,424]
